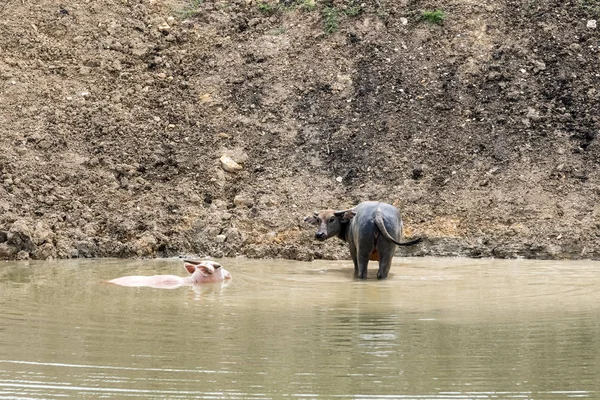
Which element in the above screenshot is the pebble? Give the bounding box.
[587,20,597,29]
[220,156,243,172]
[215,234,227,243]
[234,195,254,208]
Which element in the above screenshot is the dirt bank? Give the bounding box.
[1,0,599,261]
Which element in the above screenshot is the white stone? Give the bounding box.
[220,156,243,172]
[587,20,597,29]
[215,235,227,243]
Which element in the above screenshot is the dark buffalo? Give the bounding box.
[305,201,421,280]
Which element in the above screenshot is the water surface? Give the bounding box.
[1,257,599,399]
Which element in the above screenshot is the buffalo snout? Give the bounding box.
[315,232,327,240]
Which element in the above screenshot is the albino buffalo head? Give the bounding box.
[184,260,232,283]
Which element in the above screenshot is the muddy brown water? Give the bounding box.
[1,257,599,399]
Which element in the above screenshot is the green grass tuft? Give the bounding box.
[257,1,280,15]
[177,0,204,19]
[322,6,340,34]
[421,9,445,24]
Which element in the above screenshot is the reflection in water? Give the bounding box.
[0,257,600,398]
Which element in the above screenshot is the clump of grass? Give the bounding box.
[257,1,280,15]
[345,4,363,17]
[300,0,317,11]
[177,0,204,19]
[580,0,600,17]
[322,6,340,34]
[421,9,445,24]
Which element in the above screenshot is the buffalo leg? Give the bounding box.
[356,251,370,280]
[348,242,359,277]
[376,244,397,280]
[377,257,392,279]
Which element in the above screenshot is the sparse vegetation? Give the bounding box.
[257,1,280,15]
[345,4,363,17]
[421,9,445,24]
[177,0,204,19]
[322,6,340,34]
[581,0,600,16]
[300,0,317,12]
[252,0,364,33]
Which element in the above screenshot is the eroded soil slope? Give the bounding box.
[1,0,599,261]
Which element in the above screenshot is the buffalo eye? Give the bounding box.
[329,216,336,223]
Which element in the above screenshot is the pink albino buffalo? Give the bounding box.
[108,260,231,289]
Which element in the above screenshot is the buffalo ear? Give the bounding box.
[304,213,319,225]
[184,263,196,275]
[197,263,215,276]
[334,209,356,223]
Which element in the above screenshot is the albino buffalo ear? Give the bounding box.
[197,263,215,276]
[184,263,196,275]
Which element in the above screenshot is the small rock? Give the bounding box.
[234,195,254,207]
[0,243,17,258]
[532,60,546,73]
[400,17,408,25]
[33,222,54,246]
[225,228,242,243]
[486,71,502,81]
[215,234,227,243]
[34,242,56,260]
[135,233,158,256]
[412,164,424,180]
[199,93,212,103]
[526,107,541,122]
[220,156,243,172]
[335,176,343,183]
[587,20,597,29]
[158,22,171,33]
[132,45,148,57]
[221,212,232,220]
[207,227,221,237]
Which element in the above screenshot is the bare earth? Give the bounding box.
[1,0,599,261]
